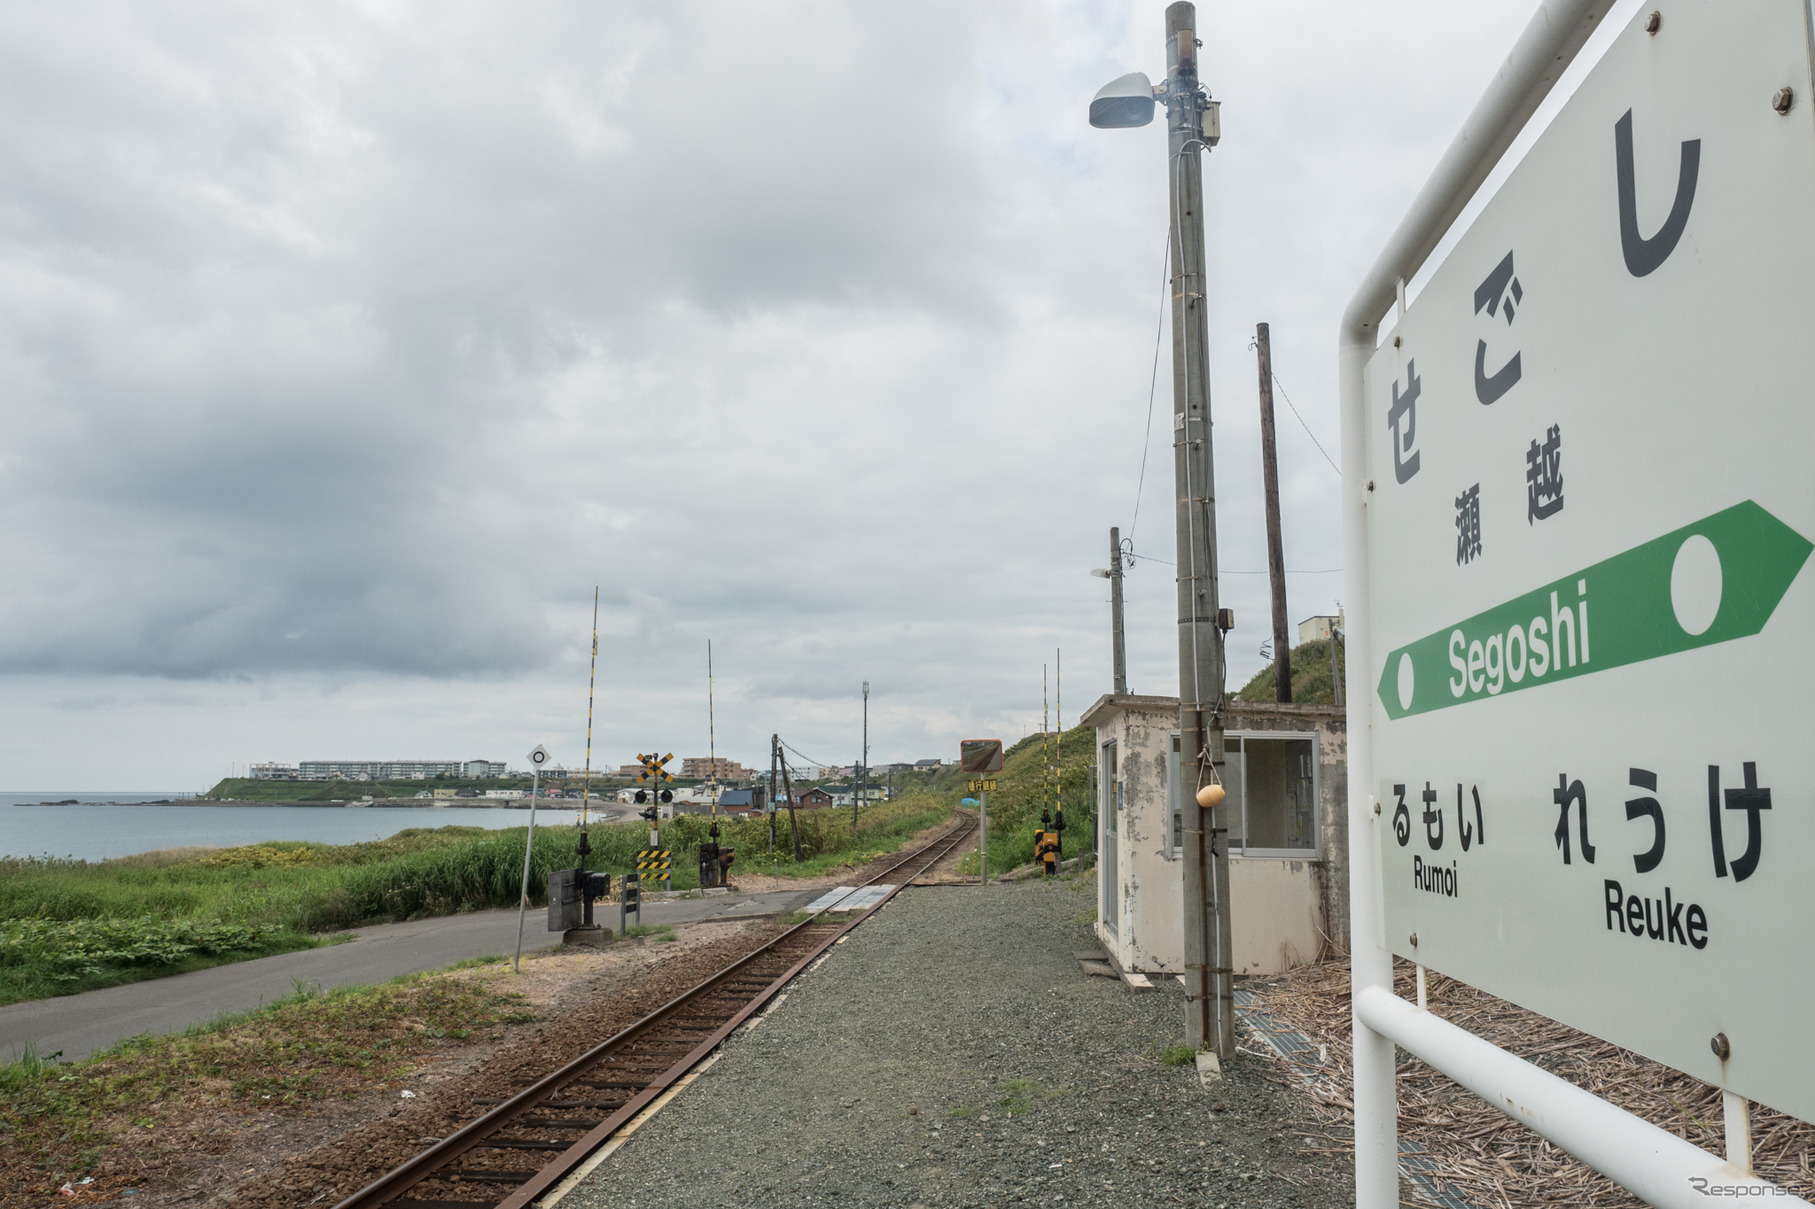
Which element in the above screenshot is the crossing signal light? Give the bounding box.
[634,789,648,804]
[660,789,673,803]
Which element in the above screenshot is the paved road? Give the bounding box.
[0,888,817,1062]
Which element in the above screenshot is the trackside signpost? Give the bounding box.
[960,739,1003,883]
[1343,1,1815,1203]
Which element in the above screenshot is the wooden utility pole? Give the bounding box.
[1255,322,1292,702]
[779,746,802,862]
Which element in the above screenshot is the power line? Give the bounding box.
[1127,233,1171,544]
[1125,550,1338,574]
[780,740,835,772]
[1269,370,1341,476]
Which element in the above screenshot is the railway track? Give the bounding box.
[331,815,978,1209]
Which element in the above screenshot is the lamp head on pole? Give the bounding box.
[1089,72,1157,129]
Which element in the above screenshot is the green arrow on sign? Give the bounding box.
[1376,500,1811,720]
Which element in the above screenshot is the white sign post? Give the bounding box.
[1344,1,1815,1203]
[513,744,552,972]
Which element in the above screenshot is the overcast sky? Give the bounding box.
[0,0,1638,789]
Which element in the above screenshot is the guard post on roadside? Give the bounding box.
[620,870,641,934]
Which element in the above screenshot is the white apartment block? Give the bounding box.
[298,759,504,781]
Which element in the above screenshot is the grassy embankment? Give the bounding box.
[1233,637,1345,704]
[924,722,1099,877]
[0,957,534,1201]
[0,797,951,1006]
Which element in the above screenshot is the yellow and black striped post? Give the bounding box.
[635,848,673,889]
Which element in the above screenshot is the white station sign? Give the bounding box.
[1363,0,1815,1122]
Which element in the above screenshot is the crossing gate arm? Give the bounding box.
[1338,0,1806,1204]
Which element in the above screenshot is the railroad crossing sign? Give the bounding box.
[635,752,675,785]
[967,779,997,793]
[1362,0,1815,1123]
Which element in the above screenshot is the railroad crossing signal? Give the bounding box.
[967,779,997,793]
[636,752,675,784]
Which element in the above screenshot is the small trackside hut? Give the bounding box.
[1083,693,1348,977]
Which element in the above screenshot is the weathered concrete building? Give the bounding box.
[1082,694,1348,978]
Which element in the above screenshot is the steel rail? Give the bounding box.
[331,815,977,1209]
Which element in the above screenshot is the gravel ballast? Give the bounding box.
[564,872,1353,1208]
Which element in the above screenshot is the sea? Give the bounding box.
[0,793,604,863]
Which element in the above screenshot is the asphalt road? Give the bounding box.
[0,887,817,1062]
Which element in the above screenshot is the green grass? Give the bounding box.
[0,799,955,1005]
[0,917,320,1007]
[1236,637,1346,705]
[949,722,1098,876]
[995,1077,1071,1112]
[0,961,532,1196]
[1151,1041,1198,1066]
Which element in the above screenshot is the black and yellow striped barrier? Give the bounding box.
[636,849,673,884]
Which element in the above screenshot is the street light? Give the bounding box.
[1089,0,1230,1062]
[1089,72,1158,129]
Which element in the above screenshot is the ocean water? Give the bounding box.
[0,796,606,862]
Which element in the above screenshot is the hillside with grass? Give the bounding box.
[905,722,1099,876]
[1234,637,1346,705]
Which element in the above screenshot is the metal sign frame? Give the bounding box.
[1341,1,1811,1204]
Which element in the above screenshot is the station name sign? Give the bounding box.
[1361,0,1815,1124]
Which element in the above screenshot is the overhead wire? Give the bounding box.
[1127,232,1172,545]
[780,740,835,773]
[1270,369,1341,476]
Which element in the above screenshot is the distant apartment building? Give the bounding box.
[682,756,750,781]
[249,762,300,780]
[1297,613,1344,645]
[298,759,504,781]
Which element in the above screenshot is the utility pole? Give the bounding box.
[855,680,869,827]
[769,734,780,854]
[1109,527,1128,694]
[1255,322,1292,702]
[779,746,802,862]
[1162,1,1234,1061]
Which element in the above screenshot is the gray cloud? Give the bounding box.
[0,0,1581,783]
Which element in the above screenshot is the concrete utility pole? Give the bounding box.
[769,734,780,854]
[1109,527,1129,694]
[1162,2,1234,1060]
[856,680,869,827]
[1255,322,1292,702]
